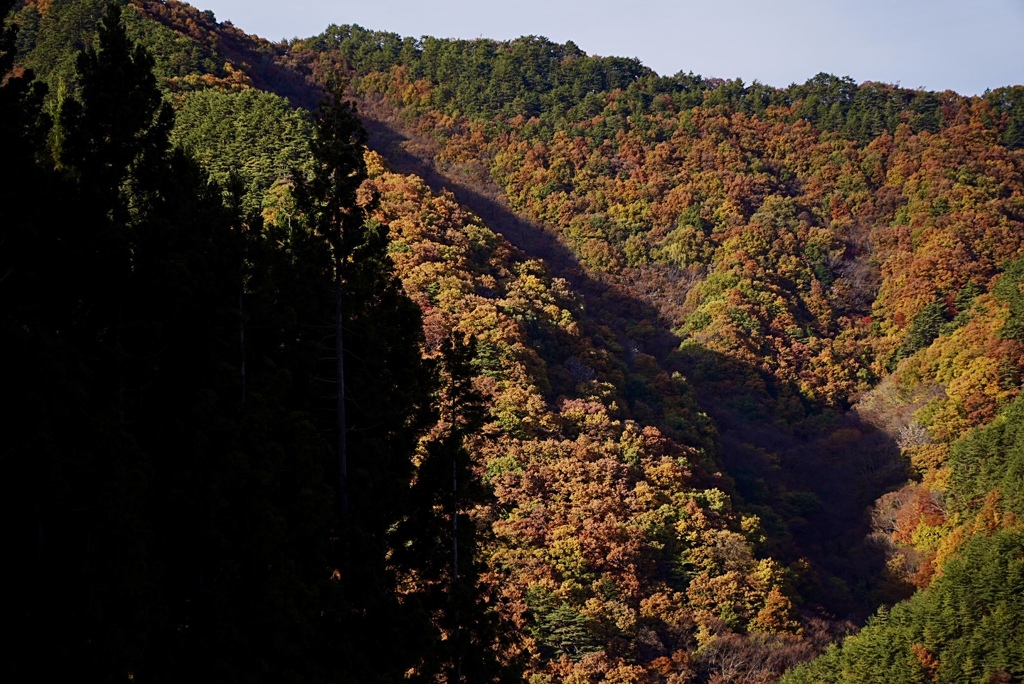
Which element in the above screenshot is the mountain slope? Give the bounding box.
[6,1,1024,682]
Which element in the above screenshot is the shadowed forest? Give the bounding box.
[4,1,1024,682]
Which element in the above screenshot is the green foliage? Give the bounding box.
[994,257,1024,341]
[790,72,947,142]
[987,86,1024,150]
[1,0,49,162]
[120,3,222,80]
[782,529,1024,684]
[526,586,603,660]
[14,0,113,90]
[303,24,653,122]
[948,393,1024,518]
[171,88,313,216]
[306,21,974,147]
[939,282,983,336]
[58,2,173,216]
[895,300,949,362]
[656,211,715,268]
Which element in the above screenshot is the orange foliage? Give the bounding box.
[358,152,802,680]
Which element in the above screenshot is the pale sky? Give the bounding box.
[194,0,1024,96]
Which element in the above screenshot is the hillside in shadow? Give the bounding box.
[356,102,913,622]
[126,0,916,622]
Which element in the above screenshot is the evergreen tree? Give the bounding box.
[401,332,521,683]
[0,0,52,322]
[4,5,173,679]
[293,88,367,564]
[295,89,435,682]
[58,2,172,213]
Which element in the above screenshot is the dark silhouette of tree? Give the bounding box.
[401,332,522,683]
[295,89,436,682]
[58,2,173,220]
[292,88,367,576]
[0,0,53,323]
[5,7,336,681]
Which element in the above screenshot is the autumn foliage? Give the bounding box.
[6,1,1024,681]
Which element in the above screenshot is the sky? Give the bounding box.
[193,0,1024,96]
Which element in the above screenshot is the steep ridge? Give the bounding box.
[359,104,685,358]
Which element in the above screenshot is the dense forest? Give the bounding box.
[3,0,1023,682]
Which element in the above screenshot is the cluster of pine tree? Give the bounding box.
[1,3,515,681]
[290,24,1024,147]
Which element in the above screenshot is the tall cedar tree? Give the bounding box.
[401,332,523,683]
[58,0,173,221]
[2,3,161,678]
[292,90,366,570]
[294,90,436,682]
[1,2,67,676]
[0,0,52,323]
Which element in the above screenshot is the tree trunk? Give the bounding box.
[336,266,350,578]
[239,288,246,406]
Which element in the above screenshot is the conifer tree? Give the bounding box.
[293,89,367,572]
[295,89,435,682]
[58,2,172,218]
[401,332,522,683]
[3,5,173,678]
[0,0,52,319]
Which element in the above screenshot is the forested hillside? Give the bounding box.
[4,0,1023,682]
